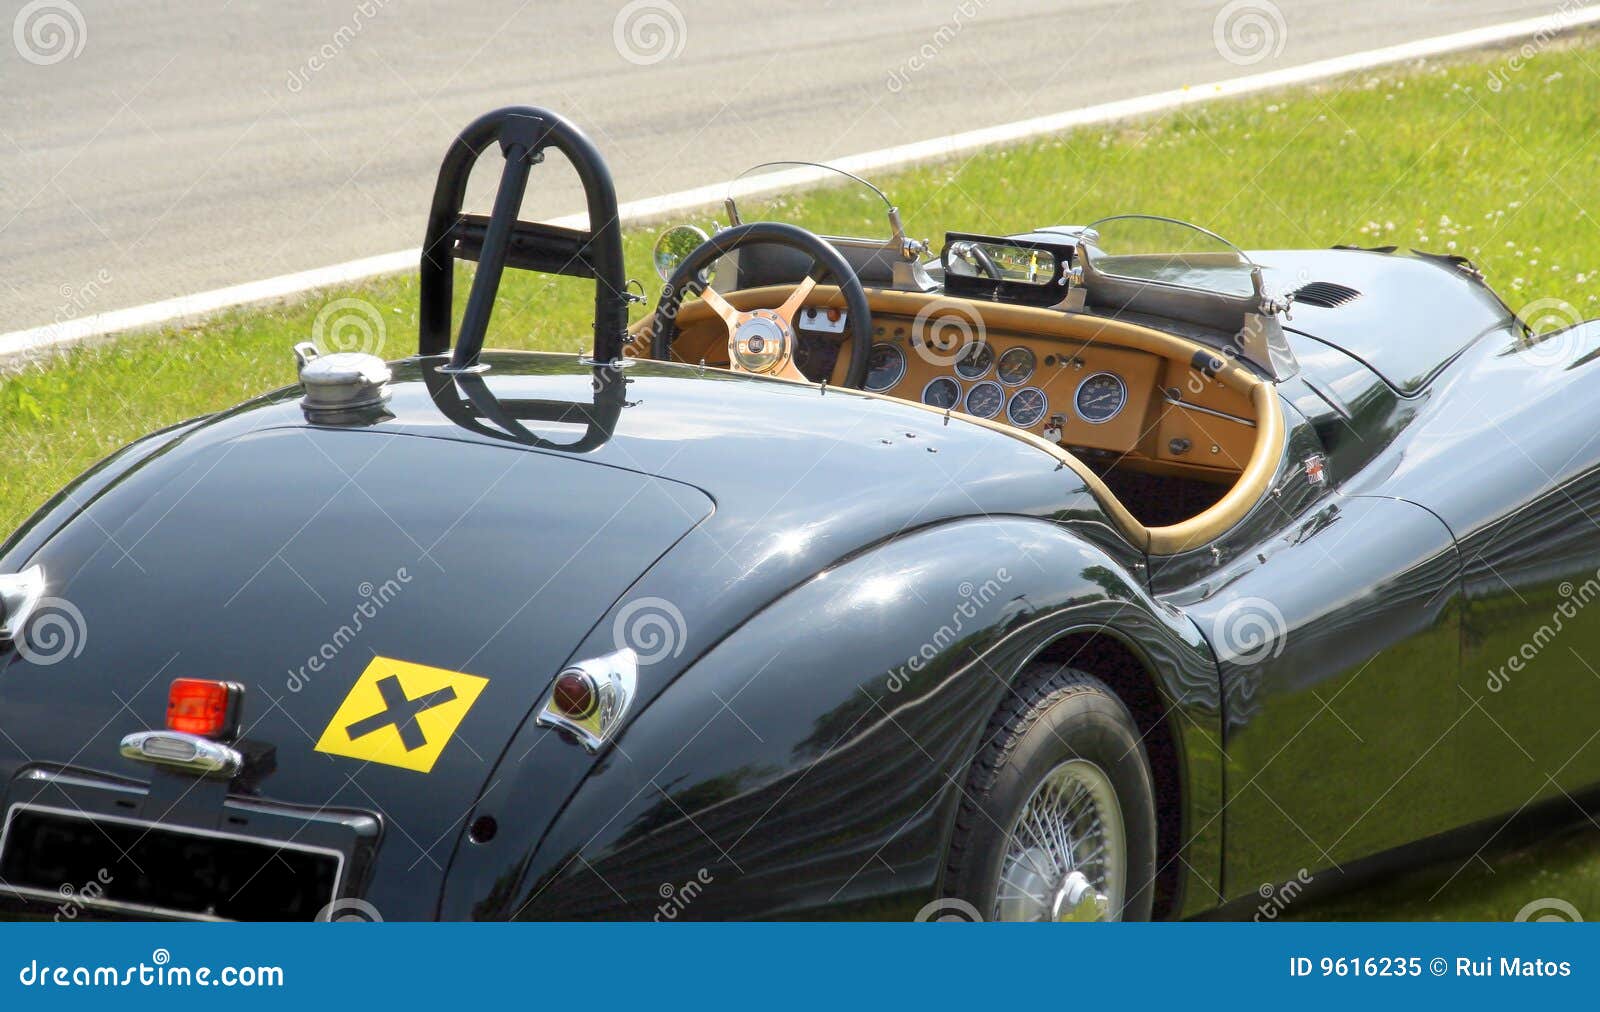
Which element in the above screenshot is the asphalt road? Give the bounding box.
[0,0,1563,331]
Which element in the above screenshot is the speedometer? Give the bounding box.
[996,346,1035,385]
[964,380,1004,419]
[865,343,905,391]
[1006,387,1049,428]
[954,342,994,379]
[1074,372,1127,424]
[922,376,961,410]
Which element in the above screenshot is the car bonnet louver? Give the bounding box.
[1291,280,1362,308]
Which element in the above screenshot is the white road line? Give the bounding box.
[5,8,1597,361]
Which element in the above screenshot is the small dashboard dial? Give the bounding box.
[996,346,1036,386]
[1074,372,1127,424]
[865,343,906,391]
[1006,387,1049,428]
[922,376,962,410]
[964,380,1004,419]
[954,342,994,379]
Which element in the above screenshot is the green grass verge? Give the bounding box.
[6,33,1600,921]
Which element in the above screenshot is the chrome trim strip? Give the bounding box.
[1162,393,1257,428]
[119,731,243,778]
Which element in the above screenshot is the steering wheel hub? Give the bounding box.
[730,310,793,374]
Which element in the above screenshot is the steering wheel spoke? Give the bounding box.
[698,284,744,330]
[773,274,817,327]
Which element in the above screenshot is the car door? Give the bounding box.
[1151,395,1463,897]
[1364,322,1600,827]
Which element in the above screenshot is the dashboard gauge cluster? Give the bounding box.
[870,337,1129,434]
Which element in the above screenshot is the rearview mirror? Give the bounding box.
[653,224,712,283]
[946,239,1058,285]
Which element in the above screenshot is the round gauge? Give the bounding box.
[865,342,906,391]
[922,376,962,410]
[1075,372,1127,424]
[996,346,1036,386]
[964,380,1005,419]
[1007,387,1049,428]
[954,342,994,380]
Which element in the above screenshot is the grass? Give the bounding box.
[7,33,1600,921]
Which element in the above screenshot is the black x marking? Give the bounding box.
[345,675,457,751]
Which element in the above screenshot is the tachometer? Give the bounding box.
[964,380,1004,419]
[865,343,906,391]
[1006,387,1049,428]
[954,342,994,379]
[1074,372,1126,424]
[922,376,962,410]
[996,346,1035,386]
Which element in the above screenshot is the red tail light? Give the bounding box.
[167,678,242,739]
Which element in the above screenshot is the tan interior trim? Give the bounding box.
[1146,383,1283,555]
[637,285,1287,556]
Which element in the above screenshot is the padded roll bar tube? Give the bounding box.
[418,106,629,370]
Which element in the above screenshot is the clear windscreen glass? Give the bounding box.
[1085,215,1256,298]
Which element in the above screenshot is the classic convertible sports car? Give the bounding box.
[2,105,1597,922]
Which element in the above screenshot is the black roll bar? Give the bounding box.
[418,106,629,370]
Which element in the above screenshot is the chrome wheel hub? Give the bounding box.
[994,758,1125,922]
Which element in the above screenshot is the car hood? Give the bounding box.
[0,352,1123,917]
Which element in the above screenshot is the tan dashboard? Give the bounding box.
[656,288,1260,484]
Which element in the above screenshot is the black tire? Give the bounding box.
[944,665,1158,921]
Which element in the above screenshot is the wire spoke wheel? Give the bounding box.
[993,758,1125,922]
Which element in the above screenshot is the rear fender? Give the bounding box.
[456,516,1221,920]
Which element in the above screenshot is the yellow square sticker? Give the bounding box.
[313,656,489,773]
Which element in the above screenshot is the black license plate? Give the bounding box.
[0,805,342,920]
